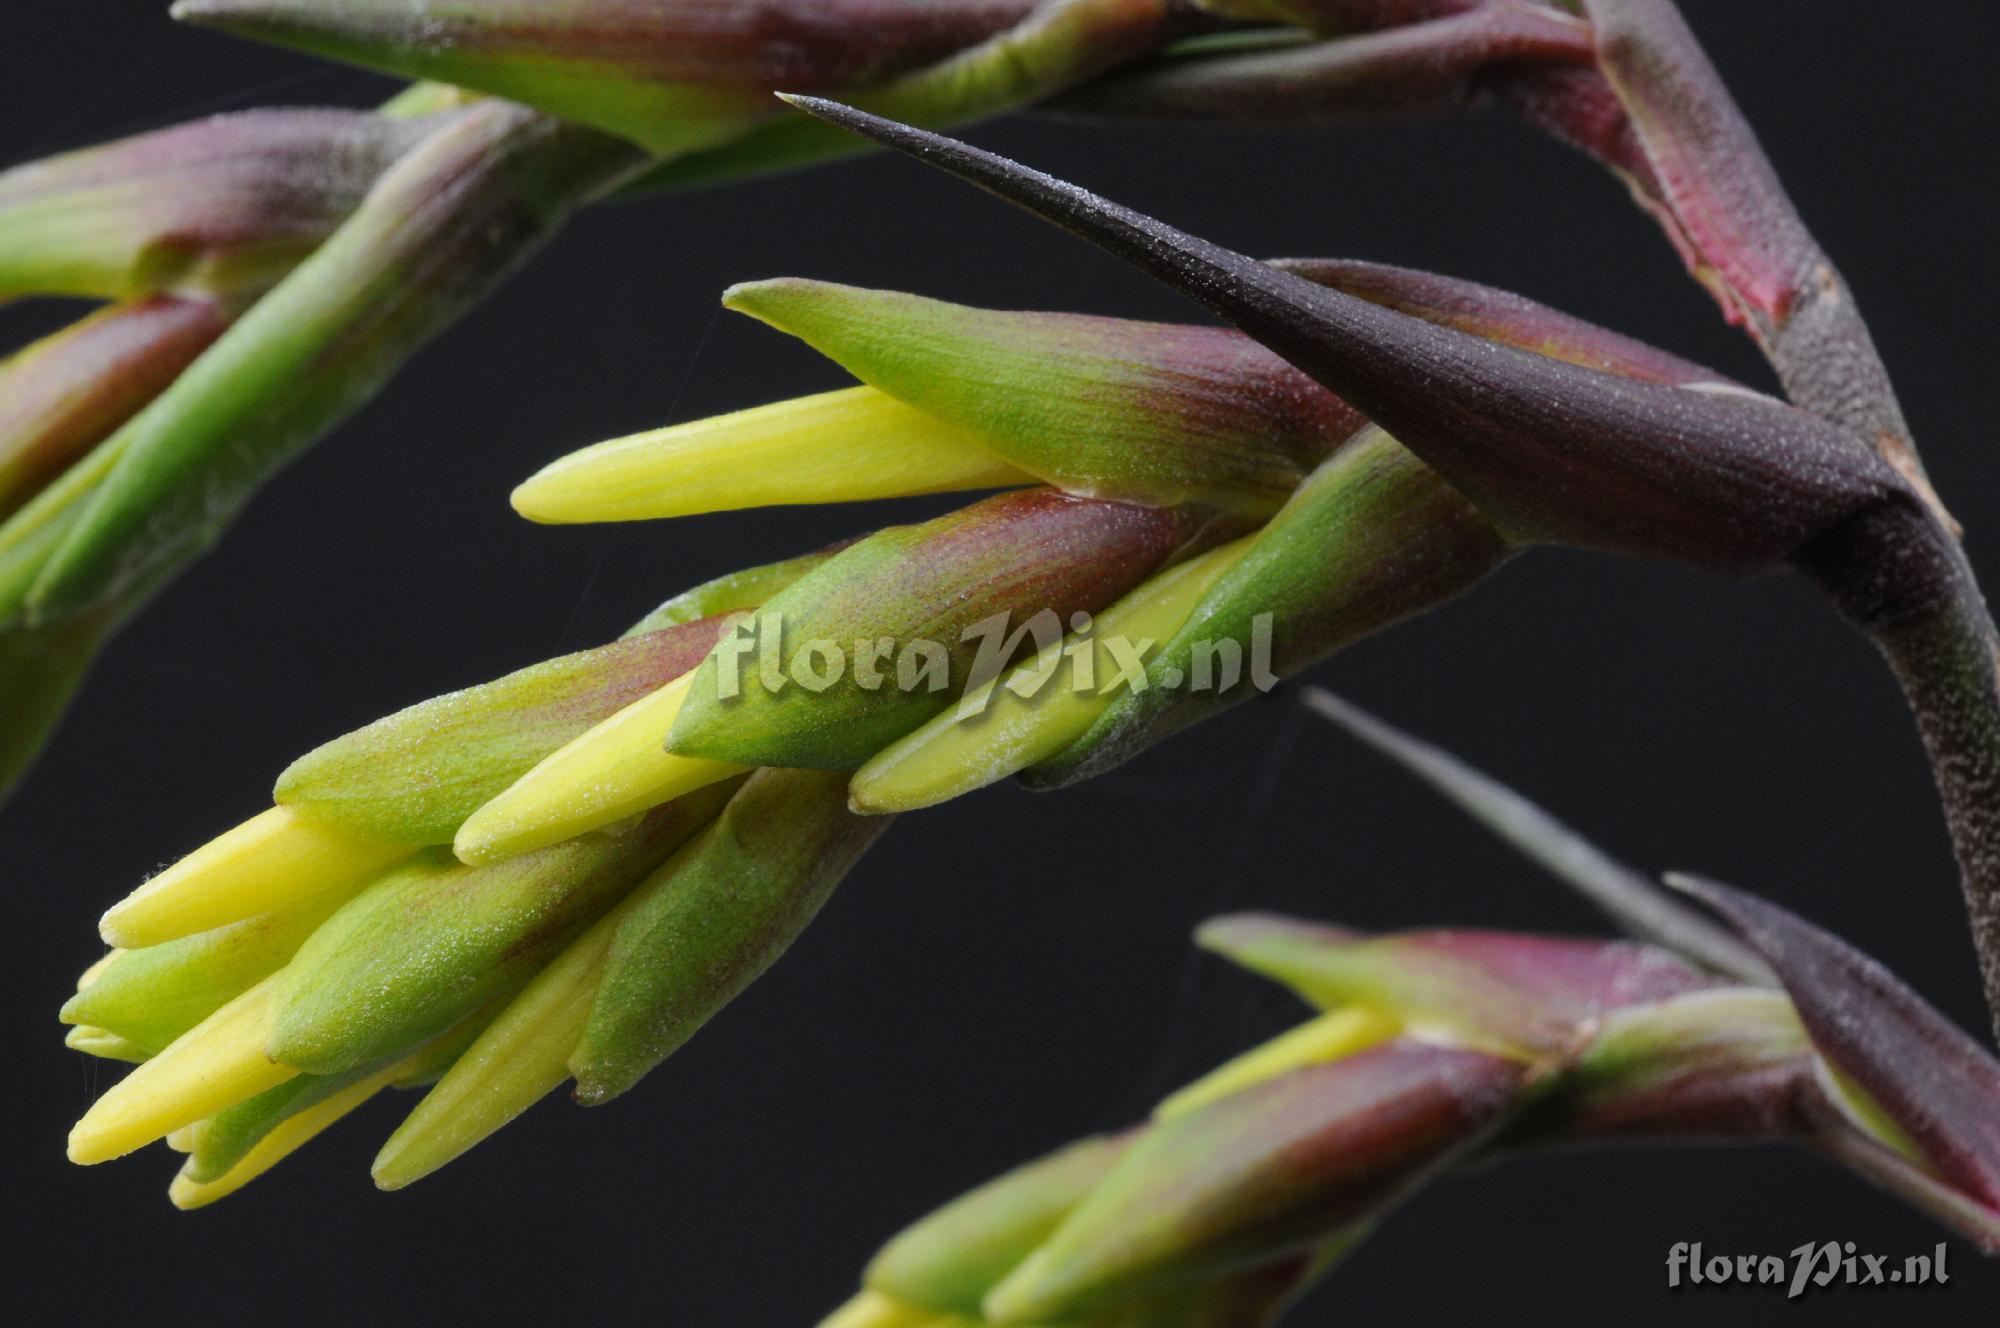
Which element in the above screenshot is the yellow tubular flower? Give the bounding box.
[1152,1006,1404,1123]
[371,891,635,1189]
[452,672,748,866]
[99,805,410,949]
[511,385,1030,524]
[849,539,1254,814]
[67,976,296,1164]
[168,1060,409,1210]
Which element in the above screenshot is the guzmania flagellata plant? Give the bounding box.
[37,0,2000,1316]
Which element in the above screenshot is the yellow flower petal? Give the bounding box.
[99,805,410,949]
[511,386,1028,524]
[1153,1006,1404,1123]
[452,672,747,865]
[168,1060,407,1210]
[371,892,634,1189]
[850,539,1253,814]
[68,976,296,1165]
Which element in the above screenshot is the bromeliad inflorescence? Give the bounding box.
[824,697,2000,1326]
[824,893,2000,1327]
[34,2,2000,1312]
[58,260,2000,1228]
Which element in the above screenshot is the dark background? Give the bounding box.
[4,2,1995,1322]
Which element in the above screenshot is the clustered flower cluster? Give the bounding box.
[8,3,1997,1319]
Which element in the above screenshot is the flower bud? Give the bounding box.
[628,0,1183,194]
[61,884,364,1056]
[173,0,1042,155]
[64,1026,147,1064]
[372,895,635,1189]
[851,537,1257,814]
[668,489,1222,769]
[1156,1007,1405,1123]
[451,669,752,864]
[724,279,1365,517]
[267,783,737,1075]
[817,1292,939,1328]
[276,614,735,844]
[97,805,412,949]
[571,769,895,1104]
[68,976,297,1164]
[0,298,227,520]
[1196,913,1717,1055]
[0,108,435,301]
[179,1059,397,1191]
[1063,1,1591,125]
[982,1043,1522,1321]
[857,1126,1352,1326]
[1024,426,1510,789]
[426,553,854,866]
[866,1133,1136,1316]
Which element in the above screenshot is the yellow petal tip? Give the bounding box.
[166,1174,211,1211]
[452,674,743,863]
[97,806,406,948]
[508,386,1026,525]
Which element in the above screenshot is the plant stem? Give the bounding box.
[1798,503,2000,1037]
[1570,0,2000,1035]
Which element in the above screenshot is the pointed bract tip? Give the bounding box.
[780,102,1895,578]
[1196,912,1364,959]
[1664,871,2000,1210]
